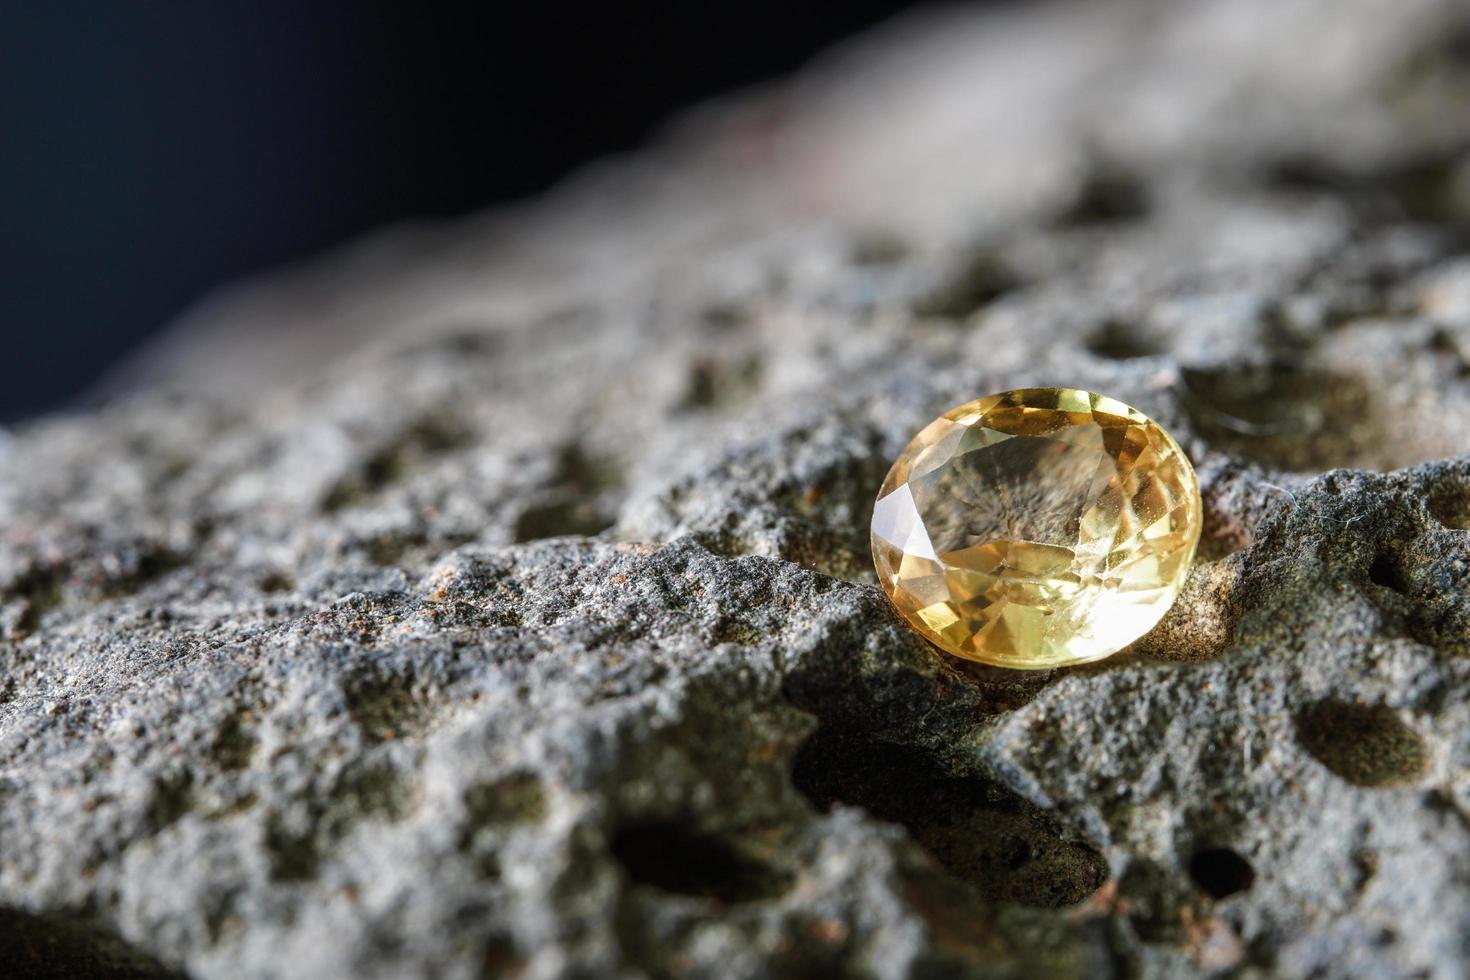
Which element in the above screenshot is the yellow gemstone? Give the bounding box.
[871,388,1201,669]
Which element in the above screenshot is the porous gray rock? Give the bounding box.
[5,0,1470,977]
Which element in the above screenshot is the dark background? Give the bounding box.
[0,2,915,422]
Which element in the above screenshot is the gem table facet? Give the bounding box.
[871,388,1202,669]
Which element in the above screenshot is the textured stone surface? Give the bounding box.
[5,0,1470,977]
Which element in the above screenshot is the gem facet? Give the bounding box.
[871,388,1201,669]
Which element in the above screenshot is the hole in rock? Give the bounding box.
[361,532,425,567]
[701,301,750,332]
[512,500,616,542]
[689,528,762,561]
[512,444,624,542]
[334,762,415,824]
[463,773,546,827]
[144,771,196,833]
[393,326,502,362]
[264,814,324,883]
[610,820,792,904]
[321,414,470,512]
[98,542,185,597]
[264,764,417,883]
[1085,319,1167,360]
[257,571,294,594]
[211,710,257,771]
[0,907,187,979]
[1053,168,1150,226]
[1427,328,1470,377]
[552,443,624,495]
[1367,552,1410,594]
[912,248,1022,320]
[791,730,1106,907]
[850,229,910,265]
[424,328,500,358]
[343,670,430,744]
[1295,699,1429,787]
[1429,479,1470,530]
[1265,151,1470,225]
[1180,364,1460,472]
[4,561,66,637]
[458,775,546,875]
[679,354,765,411]
[705,615,765,647]
[478,936,527,978]
[1187,847,1256,899]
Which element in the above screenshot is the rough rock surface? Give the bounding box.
[6,0,1470,977]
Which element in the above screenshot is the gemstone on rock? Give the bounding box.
[871,388,1201,669]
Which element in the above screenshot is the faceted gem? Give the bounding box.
[871,388,1201,669]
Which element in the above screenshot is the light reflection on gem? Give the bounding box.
[872,388,1201,669]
